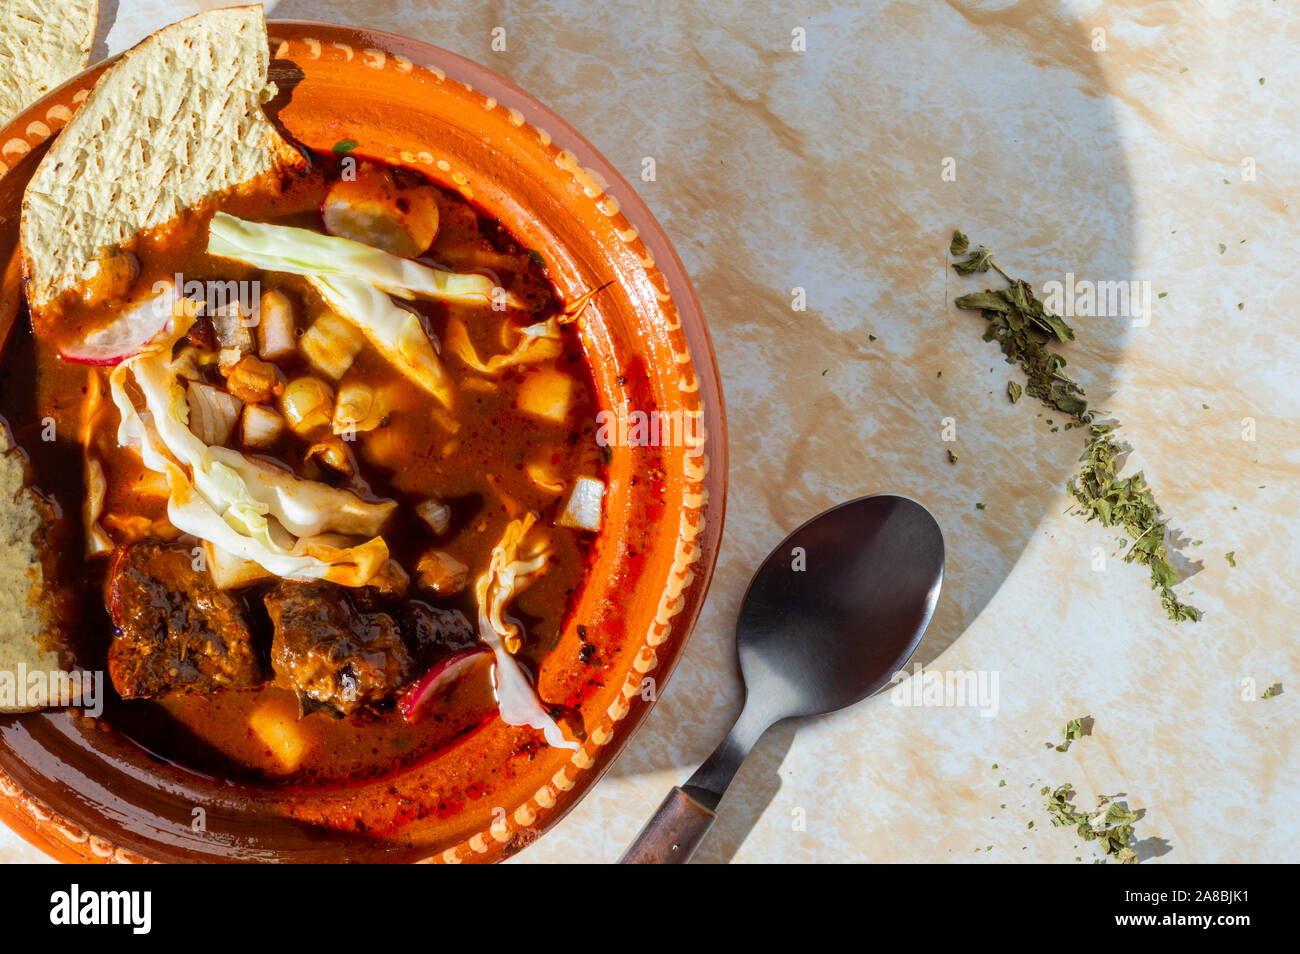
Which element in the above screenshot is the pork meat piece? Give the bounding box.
[107,544,263,699]
[265,581,414,717]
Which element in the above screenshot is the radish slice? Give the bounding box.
[400,646,491,722]
[60,282,177,366]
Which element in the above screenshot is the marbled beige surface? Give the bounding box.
[2,0,1296,863]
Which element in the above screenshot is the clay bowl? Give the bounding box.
[0,20,726,863]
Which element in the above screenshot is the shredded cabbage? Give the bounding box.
[162,445,387,584]
[206,447,393,538]
[208,212,517,307]
[109,314,391,585]
[445,316,564,375]
[474,513,576,749]
[309,275,454,409]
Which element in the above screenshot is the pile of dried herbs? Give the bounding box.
[949,230,1199,621]
[1042,784,1139,864]
[1073,423,1199,621]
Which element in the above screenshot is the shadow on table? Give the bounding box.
[89,0,119,65]
[689,721,798,864]
[268,0,1140,861]
[583,1,1142,861]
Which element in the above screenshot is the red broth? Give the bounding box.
[0,152,606,785]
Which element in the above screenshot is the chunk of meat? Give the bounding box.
[351,559,410,612]
[223,354,284,404]
[210,303,254,355]
[401,601,477,670]
[186,314,217,350]
[265,581,414,718]
[107,544,263,699]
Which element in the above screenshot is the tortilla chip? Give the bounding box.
[19,4,300,314]
[0,0,97,128]
[0,424,77,711]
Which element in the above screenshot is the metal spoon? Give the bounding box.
[619,494,944,863]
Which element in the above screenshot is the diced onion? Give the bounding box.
[557,476,605,532]
[257,289,297,361]
[241,404,284,448]
[186,381,242,446]
[300,310,365,380]
[416,499,451,536]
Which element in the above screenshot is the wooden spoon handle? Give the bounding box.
[618,786,717,864]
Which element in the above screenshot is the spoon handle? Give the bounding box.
[618,786,716,863]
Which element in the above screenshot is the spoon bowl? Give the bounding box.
[620,494,944,863]
[738,494,945,723]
